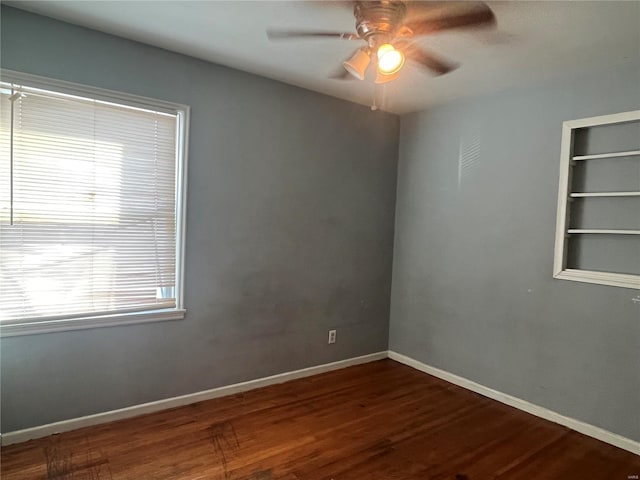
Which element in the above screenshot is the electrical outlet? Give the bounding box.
[328,329,337,344]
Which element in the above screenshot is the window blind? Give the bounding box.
[0,84,179,323]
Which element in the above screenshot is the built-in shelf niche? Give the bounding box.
[553,110,640,289]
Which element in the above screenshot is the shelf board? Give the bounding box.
[572,150,640,161]
[567,229,640,235]
[569,191,640,198]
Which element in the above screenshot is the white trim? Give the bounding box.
[569,191,640,197]
[175,108,190,310]
[0,309,186,337]
[0,351,387,446]
[567,229,640,235]
[3,350,638,456]
[564,110,640,129]
[387,351,640,456]
[555,269,640,290]
[553,122,574,277]
[572,150,640,161]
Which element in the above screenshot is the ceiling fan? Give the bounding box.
[267,1,496,84]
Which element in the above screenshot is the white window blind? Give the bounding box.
[0,79,186,329]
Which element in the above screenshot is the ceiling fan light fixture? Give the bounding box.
[343,48,371,80]
[375,69,400,84]
[377,43,404,75]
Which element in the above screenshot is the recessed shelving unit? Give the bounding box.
[553,110,640,289]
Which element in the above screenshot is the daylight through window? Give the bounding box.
[0,74,188,334]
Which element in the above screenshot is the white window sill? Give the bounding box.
[0,308,186,337]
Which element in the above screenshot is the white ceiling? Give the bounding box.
[8,1,640,114]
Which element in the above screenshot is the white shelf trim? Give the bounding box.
[555,269,640,290]
[564,110,640,129]
[569,191,640,197]
[567,229,640,235]
[572,150,640,161]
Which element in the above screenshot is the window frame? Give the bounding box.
[0,70,190,336]
[553,110,640,290]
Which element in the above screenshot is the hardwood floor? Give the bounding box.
[2,359,638,479]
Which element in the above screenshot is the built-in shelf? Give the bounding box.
[567,229,640,235]
[555,110,640,290]
[572,150,640,161]
[569,191,640,198]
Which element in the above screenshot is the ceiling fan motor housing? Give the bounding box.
[266,0,495,80]
[354,0,407,47]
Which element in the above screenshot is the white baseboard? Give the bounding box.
[387,350,640,456]
[5,350,638,456]
[1,351,387,446]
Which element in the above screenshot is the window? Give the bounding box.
[553,110,640,289]
[0,71,189,335]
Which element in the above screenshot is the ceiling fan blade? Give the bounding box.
[267,29,359,41]
[404,3,496,36]
[400,42,458,76]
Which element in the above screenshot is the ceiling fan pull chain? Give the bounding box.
[371,84,379,111]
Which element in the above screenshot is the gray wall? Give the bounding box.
[390,63,640,441]
[0,7,399,432]
[3,4,638,445]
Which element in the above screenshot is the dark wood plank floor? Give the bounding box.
[2,359,638,479]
